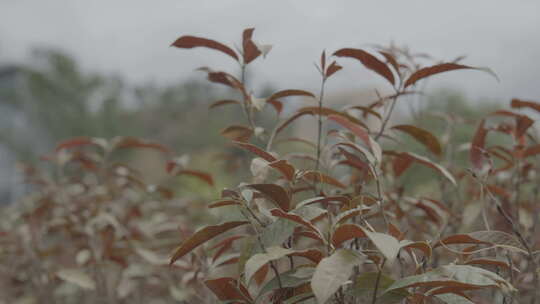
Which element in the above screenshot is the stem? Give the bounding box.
[240,64,256,130]
[375,93,398,141]
[372,258,387,304]
[315,78,327,174]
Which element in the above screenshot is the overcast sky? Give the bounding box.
[1,0,539,102]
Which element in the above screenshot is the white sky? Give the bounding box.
[1,0,539,102]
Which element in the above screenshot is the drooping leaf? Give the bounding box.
[171,35,239,61]
[208,199,241,209]
[247,183,290,211]
[114,137,170,154]
[404,63,497,88]
[258,268,311,300]
[260,218,298,248]
[311,249,364,304]
[392,125,442,156]
[170,221,249,265]
[294,196,350,209]
[363,230,401,264]
[242,28,262,64]
[333,48,395,86]
[245,246,294,284]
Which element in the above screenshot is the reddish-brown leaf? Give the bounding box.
[302,170,346,189]
[115,137,170,154]
[268,89,315,101]
[399,152,456,185]
[328,115,371,150]
[220,125,253,142]
[270,209,324,241]
[268,159,296,181]
[523,144,540,158]
[404,63,496,88]
[392,153,414,177]
[333,48,395,86]
[170,221,249,265]
[242,28,261,64]
[233,141,277,162]
[55,137,98,152]
[209,99,240,109]
[171,35,239,61]
[247,184,290,211]
[288,249,324,263]
[204,277,252,302]
[325,61,342,78]
[470,119,488,170]
[208,200,241,209]
[392,125,442,156]
[332,224,367,248]
[490,110,534,138]
[511,98,540,113]
[379,51,400,74]
[170,169,214,186]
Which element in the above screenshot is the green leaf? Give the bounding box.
[258,268,311,300]
[364,230,401,265]
[260,218,298,248]
[435,293,475,304]
[311,249,364,304]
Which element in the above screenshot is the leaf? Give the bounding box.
[364,230,401,264]
[270,209,324,242]
[260,218,298,247]
[392,125,442,156]
[346,105,382,120]
[470,119,488,170]
[56,269,96,290]
[220,125,253,142]
[351,272,409,304]
[258,268,311,300]
[204,277,252,302]
[170,221,249,265]
[233,141,277,162]
[490,110,534,138]
[302,170,346,189]
[333,48,395,85]
[209,99,240,109]
[378,51,400,74]
[168,168,214,186]
[434,293,475,304]
[276,106,368,135]
[383,265,515,294]
[511,98,540,113]
[268,89,315,101]
[295,196,350,209]
[245,246,294,283]
[242,28,262,64]
[269,159,296,181]
[311,249,364,304]
[55,137,101,152]
[523,144,540,158]
[113,137,170,154]
[404,63,498,88]
[171,35,239,61]
[328,115,372,150]
[208,199,241,209]
[325,61,342,78]
[435,231,527,254]
[247,184,290,211]
[399,152,456,186]
[332,224,367,248]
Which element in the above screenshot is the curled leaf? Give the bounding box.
[171,35,239,61]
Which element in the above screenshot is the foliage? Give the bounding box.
[2,28,540,304]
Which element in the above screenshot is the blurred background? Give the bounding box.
[1,0,539,202]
